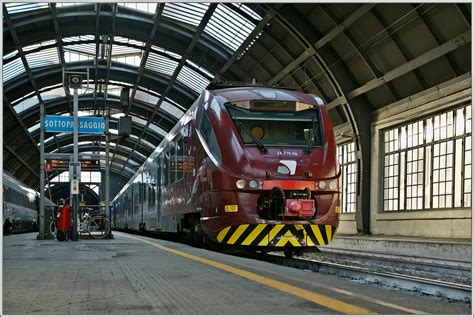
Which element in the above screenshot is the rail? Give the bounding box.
[242,252,471,303]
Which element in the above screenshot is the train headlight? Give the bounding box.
[329,180,337,191]
[318,181,327,190]
[236,179,247,189]
[249,179,261,189]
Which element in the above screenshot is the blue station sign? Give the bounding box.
[44,115,106,134]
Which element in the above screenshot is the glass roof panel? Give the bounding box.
[127,134,156,150]
[23,39,57,53]
[4,50,18,60]
[151,45,182,60]
[40,86,66,102]
[64,50,94,63]
[177,65,212,93]
[5,3,48,14]
[112,55,141,68]
[56,3,86,8]
[145,52,178,77]
[28,123,40,133]
[114,36,145,48]
[231,3,262,21]
[162,3,209,27]
[149,123,167,137]
[26,47,59,69]
[63,35,95,43]
[204,3,257,52]
[64,42,96,56]
[14,95,39,114]
[118,3,157,14]
[103,84,125,97]
[135,90,159,106]
[160,101,185,119]
[3,57,25,83]
[111,44,142,57]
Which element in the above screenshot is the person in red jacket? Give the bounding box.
[56,198,72,241]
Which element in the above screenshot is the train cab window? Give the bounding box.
[198,111,222,162]
[226,101,322,148]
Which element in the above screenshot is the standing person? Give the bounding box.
[56,198,72,241]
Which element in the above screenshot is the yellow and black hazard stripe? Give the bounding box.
[216,224,336,247]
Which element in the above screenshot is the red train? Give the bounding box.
[112,85,340,257]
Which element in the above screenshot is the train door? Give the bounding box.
[156,154,162,230]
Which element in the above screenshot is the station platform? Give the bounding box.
[3,231,471,315]
[322,234,472,264]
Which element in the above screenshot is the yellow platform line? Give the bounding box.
[120,233,374,315]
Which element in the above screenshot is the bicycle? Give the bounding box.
[50,211,111,239]
[78,212,111,239]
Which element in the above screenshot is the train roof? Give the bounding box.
[3,172,56,206]
[208,85,323,106]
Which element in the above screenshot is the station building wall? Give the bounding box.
[336,75,471,239]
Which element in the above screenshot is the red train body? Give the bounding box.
[112,87,340,253]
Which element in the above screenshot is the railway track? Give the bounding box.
[123,230,472,303]
[243,252,472,303]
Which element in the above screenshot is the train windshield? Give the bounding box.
[225,101,322,149]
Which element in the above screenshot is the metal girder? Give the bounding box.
[414,4,460,76]
[51,144,146,167]
[4,62,197,106]
[211,6,278,84]
[371,6,428,90]
[3,96,40,153]
[119,3,218,172]
[43,134,150,158]
[268,3,375,85]
[129,4,164,110]
[20,96,177,130]
[49,3,72,114]
[4,144,40,180]
[343,30,471,102]
[114,4,164,163]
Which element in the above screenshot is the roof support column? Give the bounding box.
[350,100,372,234]
[39,103,46,239]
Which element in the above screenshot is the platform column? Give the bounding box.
[105,108,111,232]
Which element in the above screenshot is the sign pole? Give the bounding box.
[39,102,45,240]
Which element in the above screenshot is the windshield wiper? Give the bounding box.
[225,102,267,154]
[304,114,318,155]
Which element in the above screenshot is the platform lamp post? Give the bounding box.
[104,88,131,236]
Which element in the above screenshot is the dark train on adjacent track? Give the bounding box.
[112,85,340,256]
[3,172,55,234]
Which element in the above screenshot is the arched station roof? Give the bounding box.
[3,2,471,189]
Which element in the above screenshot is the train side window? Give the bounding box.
[163,151,169,186]
[198,112,222,162]
[176,138,184,181]
[170,143,176,184]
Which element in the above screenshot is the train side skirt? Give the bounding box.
[216,224,336,248]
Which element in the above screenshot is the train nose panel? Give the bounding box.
[216,224,335,247]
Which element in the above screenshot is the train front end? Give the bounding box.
[199,87,340,255]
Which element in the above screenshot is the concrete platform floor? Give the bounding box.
[323,234,472,263]
[2,232,472,315]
